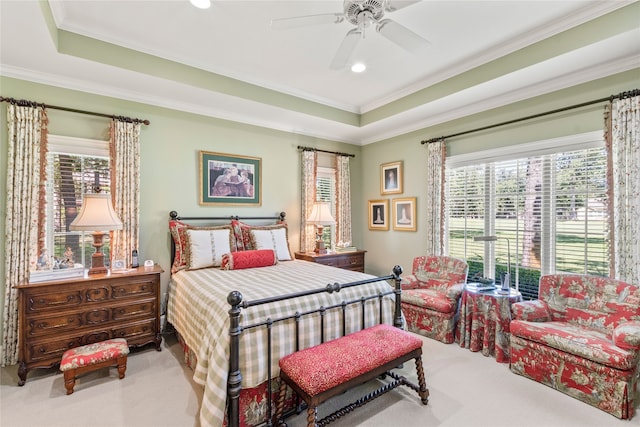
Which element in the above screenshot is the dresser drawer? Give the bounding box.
[295,251,366,273]
[26,299,157,338]
[111,278,158,300]
[337,254,364,269]
[111,318,157,343]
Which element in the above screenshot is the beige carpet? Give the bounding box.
[1,332,637,427]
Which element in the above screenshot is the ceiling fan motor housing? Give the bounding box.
[344,0,386,25]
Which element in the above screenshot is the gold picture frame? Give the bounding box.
[380,161,403,195]
[368,199,389,231]
[392,197,416,231]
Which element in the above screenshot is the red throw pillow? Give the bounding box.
[221,249,277,270]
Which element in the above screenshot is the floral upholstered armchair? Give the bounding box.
[510,274,640,419]
[401,256,469,343]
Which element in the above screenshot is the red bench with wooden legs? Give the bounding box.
[274,324,429,427]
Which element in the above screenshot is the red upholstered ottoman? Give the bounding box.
[274,324,429,427]
[60,338,129,395]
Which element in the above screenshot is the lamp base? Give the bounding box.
[88,232,108,275]
[314,240,327,255]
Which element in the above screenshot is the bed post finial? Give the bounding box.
[392,265,403,329]
[169,211,179,220]
[279,212,286,222]
[227,290,244,427]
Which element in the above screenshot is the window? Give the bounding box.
[316,166,336,249]
[446,132,609,300]
[38,135,111,270]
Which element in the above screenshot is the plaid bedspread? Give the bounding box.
[167,260,398,427]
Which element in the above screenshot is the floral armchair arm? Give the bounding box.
[401,274,421,290]
[613,321,640,351]
[446,283,465,302]
[511,299,551,322]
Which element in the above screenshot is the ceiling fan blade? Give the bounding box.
[330,29,362,70]
[270,13,344,30]
[386,0,422,12]
[376,19,430,55]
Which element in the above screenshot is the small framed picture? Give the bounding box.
[392,197,416,231]
[112,259,127,271]
[368,200,389,231]
[381,161,403,195]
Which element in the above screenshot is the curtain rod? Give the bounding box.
[0,96,150,125]
[421,89,639,145]
[297,145,355,158]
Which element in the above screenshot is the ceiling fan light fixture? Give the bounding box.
[351,63,366,73]
[190,0,211,9]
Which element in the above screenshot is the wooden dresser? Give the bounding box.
[15,265,163,385]
[295,250,366,273]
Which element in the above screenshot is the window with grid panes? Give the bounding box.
[316,166,336,249]
[40,135,111,270]
[445,132,609,300]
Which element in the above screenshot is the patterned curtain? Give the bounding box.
[109,119,141,264]
[335,155,352,247]
[604,93,640,284]
[424,139,446,256]
[2,103,48,365]
[300,150,317,252]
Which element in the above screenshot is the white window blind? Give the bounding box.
[446,132,609,300]
[316,166,336,248]
[40,135,111,270]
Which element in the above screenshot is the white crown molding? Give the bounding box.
[357,55,640,145]
[359,0,633,113]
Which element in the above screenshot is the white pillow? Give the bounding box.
[251,228,292,261]
[186,228,232,269]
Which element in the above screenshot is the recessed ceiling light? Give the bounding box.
[190,0,211,9]
[351,63,366,73]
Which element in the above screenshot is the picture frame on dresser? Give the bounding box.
[200,151,261,206]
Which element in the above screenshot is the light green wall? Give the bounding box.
[360,69,640,277]
[1,69,639,349]
[0,76,364,338]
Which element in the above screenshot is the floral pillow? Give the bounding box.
[230,220,253,251]
[170,221,234,272]
[169,219,190,274]
[220,249,277,270]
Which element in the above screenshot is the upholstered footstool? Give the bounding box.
[60,338,129,395]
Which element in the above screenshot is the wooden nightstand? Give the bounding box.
[295,250,366,273]
[15,265,163,385]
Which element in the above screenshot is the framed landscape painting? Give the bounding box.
[200,151,261,206]
[381,161,403,195]
[368,199,389,231]
[392,197,416,231]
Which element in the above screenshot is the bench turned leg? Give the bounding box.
[306,405,317,427]
[63,370,76,395]
[273,381,288,426]
[414,356,430,405]
[116,356,127,379]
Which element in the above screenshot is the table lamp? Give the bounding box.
[70,192,123,274]
[306,202,335,254]
[474,235,512,292]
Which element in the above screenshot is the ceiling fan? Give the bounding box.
[270,0,430,70]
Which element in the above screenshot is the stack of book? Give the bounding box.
[465,282,496,292]
[29,265,85,283]
[335,246,358,253]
